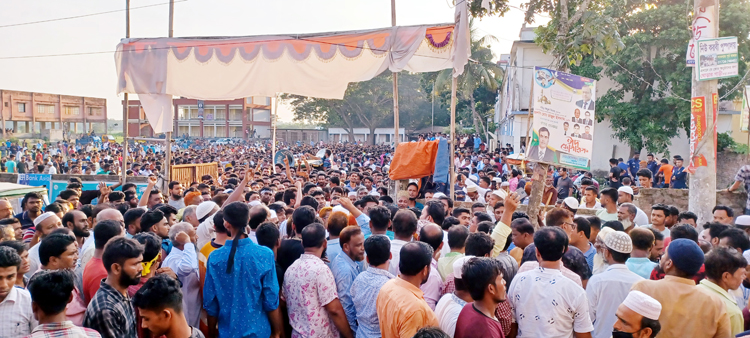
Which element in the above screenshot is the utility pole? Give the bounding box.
[688,0,719,224]
[164,0,174,189]
[121,0,130,184]
[391,0,400,145]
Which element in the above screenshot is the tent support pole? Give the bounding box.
[163,0,175,190]
[121,0,130,184]
[449,76,457,199]
[391,0,400,145]
[271,94,279,173]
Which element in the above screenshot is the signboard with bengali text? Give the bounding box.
[697,37,739,81]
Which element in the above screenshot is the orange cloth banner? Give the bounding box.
[389,141,439,180]
[688,96,708,173]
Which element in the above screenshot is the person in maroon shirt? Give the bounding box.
[454,257,506,338]
[82,220,123,304]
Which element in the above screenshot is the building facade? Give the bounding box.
[0,90,107,138]
[327,127,406,144]
[125,96,272,138]
[275,128,328,144]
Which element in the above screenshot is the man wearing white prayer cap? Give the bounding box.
[26,212,63,278]
[612,290,662,338]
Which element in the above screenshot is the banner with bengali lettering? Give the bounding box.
[697,37,739,81]
[688,96,708,173]
[528,67,595,170]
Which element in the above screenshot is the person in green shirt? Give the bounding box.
[437,222,468,280]
[698,246,746,337]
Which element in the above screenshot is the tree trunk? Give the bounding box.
[527,163,548,228]
[469,94,487,138]
[346,129,355,143]
[369,127,376,145]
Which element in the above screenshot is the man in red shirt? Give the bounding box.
[82,220,124,304]
[454,257,506,338]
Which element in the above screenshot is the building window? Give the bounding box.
[253,109,271,122]
[17,103,26,113]
[229,106,243,121]
[64,106,80,115]
[38,104,55,114]
[88,107,102,116]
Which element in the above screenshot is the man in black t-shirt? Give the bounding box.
[608,158,623,189]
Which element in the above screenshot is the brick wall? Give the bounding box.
[634,188,747,218]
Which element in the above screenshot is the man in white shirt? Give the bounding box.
[586,231,643,338]
[161,222,200,328]
[0,246,36,337]
[617,186,649,226]
[435,256,474,337]
[388,210,417,276]
[508,227,594,337]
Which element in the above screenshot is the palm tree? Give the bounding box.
[435,19,504,138]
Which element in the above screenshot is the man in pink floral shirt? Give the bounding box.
[283,223,353,338]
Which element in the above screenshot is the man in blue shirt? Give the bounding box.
[617,158,630,178]
[203,201,282,338]
[646,153,660,183]
[331,226,366,334]
[5,154,16,173]
[627,153,641,178]
[350,235,395,338]
[670,156,688,189]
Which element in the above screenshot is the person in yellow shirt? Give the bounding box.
[698,247,747,336]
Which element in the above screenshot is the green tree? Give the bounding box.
[521,0,623,69]
[434,22,503,137]
[598,0,750,153]
[284,72,434,144]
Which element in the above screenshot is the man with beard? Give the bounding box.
[331,226,366,333]
[0,199,13,220]
[82,220,125,305]
[27,212,64,278]
[62,210,90,250]
[167,181,186,210]
[38,230,87,325]
[83,237,143,338]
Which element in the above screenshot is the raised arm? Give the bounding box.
[223,168,253,208]
[137,176,158,208]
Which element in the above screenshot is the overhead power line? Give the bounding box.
[0,0,187,29]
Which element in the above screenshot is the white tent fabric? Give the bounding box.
[115,3,469,133]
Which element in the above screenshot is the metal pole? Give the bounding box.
[391,0,400,145]
[164,0,174,188]
[271,94,279,173]
[688,0,719,224]
[449,76,457,199]
[121,0,130,183]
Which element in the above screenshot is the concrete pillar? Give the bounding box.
[225,104,230,137]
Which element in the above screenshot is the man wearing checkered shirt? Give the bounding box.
[83,238,143,338]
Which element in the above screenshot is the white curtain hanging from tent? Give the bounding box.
[115,2,469,133]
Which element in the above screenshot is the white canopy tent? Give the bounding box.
[115,1,469,194]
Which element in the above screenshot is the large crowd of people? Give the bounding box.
[0,136,747,338]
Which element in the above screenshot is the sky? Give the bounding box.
[0,0,547,123]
